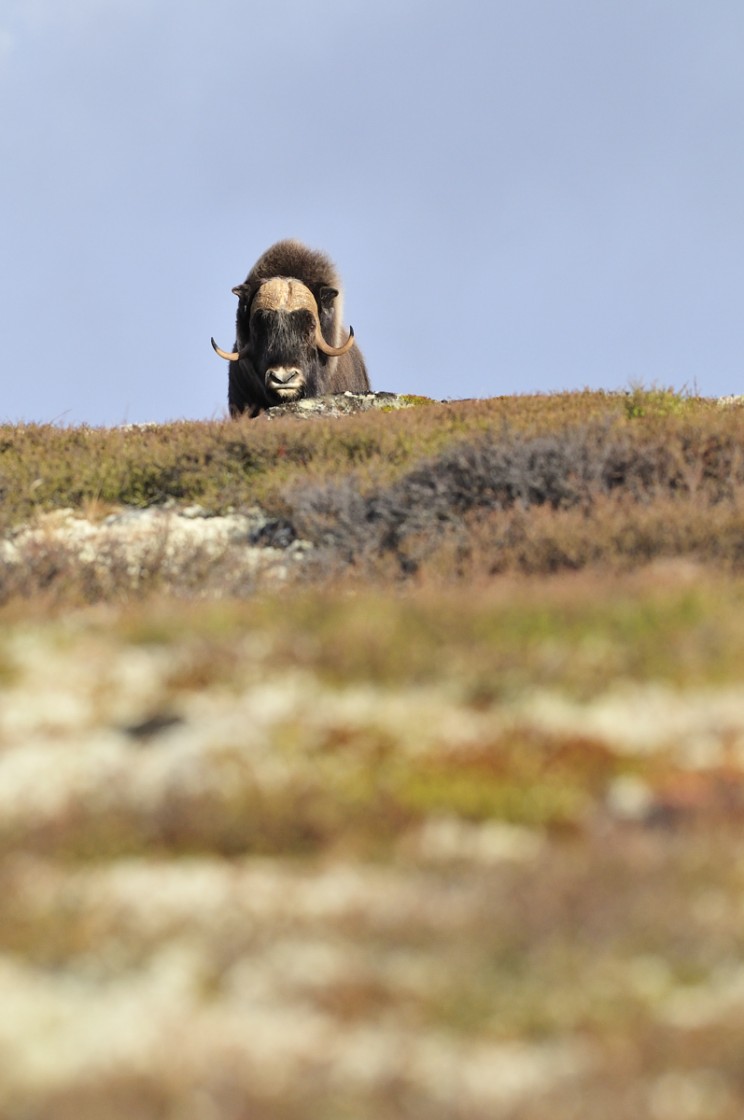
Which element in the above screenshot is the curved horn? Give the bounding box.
[211,338,250,362]
[314,324,356,357]
[211,338,238,361]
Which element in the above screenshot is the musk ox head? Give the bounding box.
[211,276,355,406]
[212,239,369,417]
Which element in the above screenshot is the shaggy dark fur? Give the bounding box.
[223,240,370,418]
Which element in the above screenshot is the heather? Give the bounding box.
[3,390,744,601]
[0,388,718,527]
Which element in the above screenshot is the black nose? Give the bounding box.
[266,366,302,387]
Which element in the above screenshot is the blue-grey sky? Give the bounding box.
[2,0,743,425]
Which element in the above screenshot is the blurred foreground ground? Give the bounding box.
[2,571,744,1119]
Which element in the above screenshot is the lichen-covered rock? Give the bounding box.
[256,391,436,420]
[0,506,311,596]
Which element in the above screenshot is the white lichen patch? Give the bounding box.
[0,506,310,593]
[512,683,744,766]
[0,852,593,1114]
[0,939,590,1113]
[0,610,743,1115]
[403,816,545,864]
[0,618,743,847]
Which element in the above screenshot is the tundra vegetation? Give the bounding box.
[2,388,744,1118]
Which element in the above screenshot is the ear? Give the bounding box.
[318,287,339,310]
[232,284,250,301]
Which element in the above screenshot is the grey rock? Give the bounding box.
[257,391,435,420]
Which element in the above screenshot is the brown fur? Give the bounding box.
[225,240,370,417]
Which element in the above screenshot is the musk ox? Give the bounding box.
[211,239,370,417]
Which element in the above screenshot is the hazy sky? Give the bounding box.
[2,1,743,425]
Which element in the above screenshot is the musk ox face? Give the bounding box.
[240,277,353,404]
[211,275,355,408]
[211,239,370,418]
[248,304,316,402]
